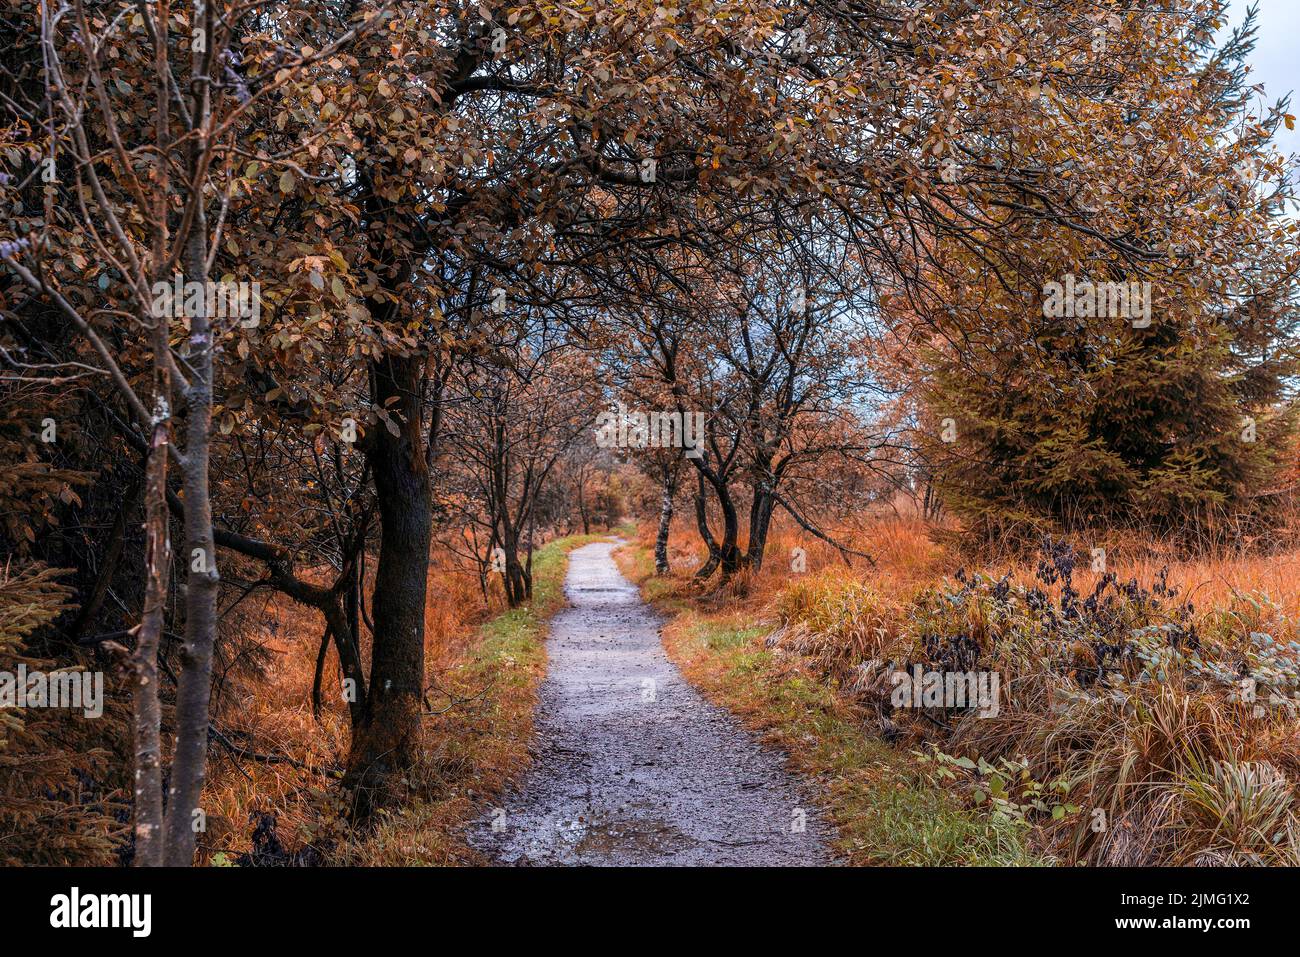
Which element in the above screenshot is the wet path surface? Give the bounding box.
[467,541,831,866]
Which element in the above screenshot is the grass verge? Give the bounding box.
[336,533,604,865]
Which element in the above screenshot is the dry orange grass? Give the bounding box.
[1108,550,1300,619]
[646,499,1300,865]
[200,549,494,863]
[652,495,1300,674]
[199,589,347,863]
[201,533,597,865]
[652,501,950,600]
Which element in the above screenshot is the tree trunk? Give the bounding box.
[524,506,535,599]
[711,477,742,578]
[745,485,775,572]
[345,354,431,816]
[654,467,678,575]
[132,420,169,866]
[694,471,721,579]
[503,550,528,607]
[338,559,366,724]
[578,472,590,535]
[160,144,219,866]
[321,594,367,728]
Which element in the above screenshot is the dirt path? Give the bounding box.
[467,540,832,866]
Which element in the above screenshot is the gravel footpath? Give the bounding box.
[467,540,832,866]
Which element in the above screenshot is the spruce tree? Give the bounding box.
[911,2,1299,538]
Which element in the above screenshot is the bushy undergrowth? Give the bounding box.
[773,538,1300,866]
[0,564,124,865]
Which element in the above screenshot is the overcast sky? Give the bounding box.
[1227,0,1298,160]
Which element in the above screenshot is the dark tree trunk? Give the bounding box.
[712,478,742,579]
[578,473,590,535]
[922,478,942,522]
[345,354,431,816]
[524,507,536,598]
[498,518,529,608]
[693,471,721,580]
[321,595,367,728]
[654,466,678,575]
[745,485,775,572]
[504,555,529,605]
